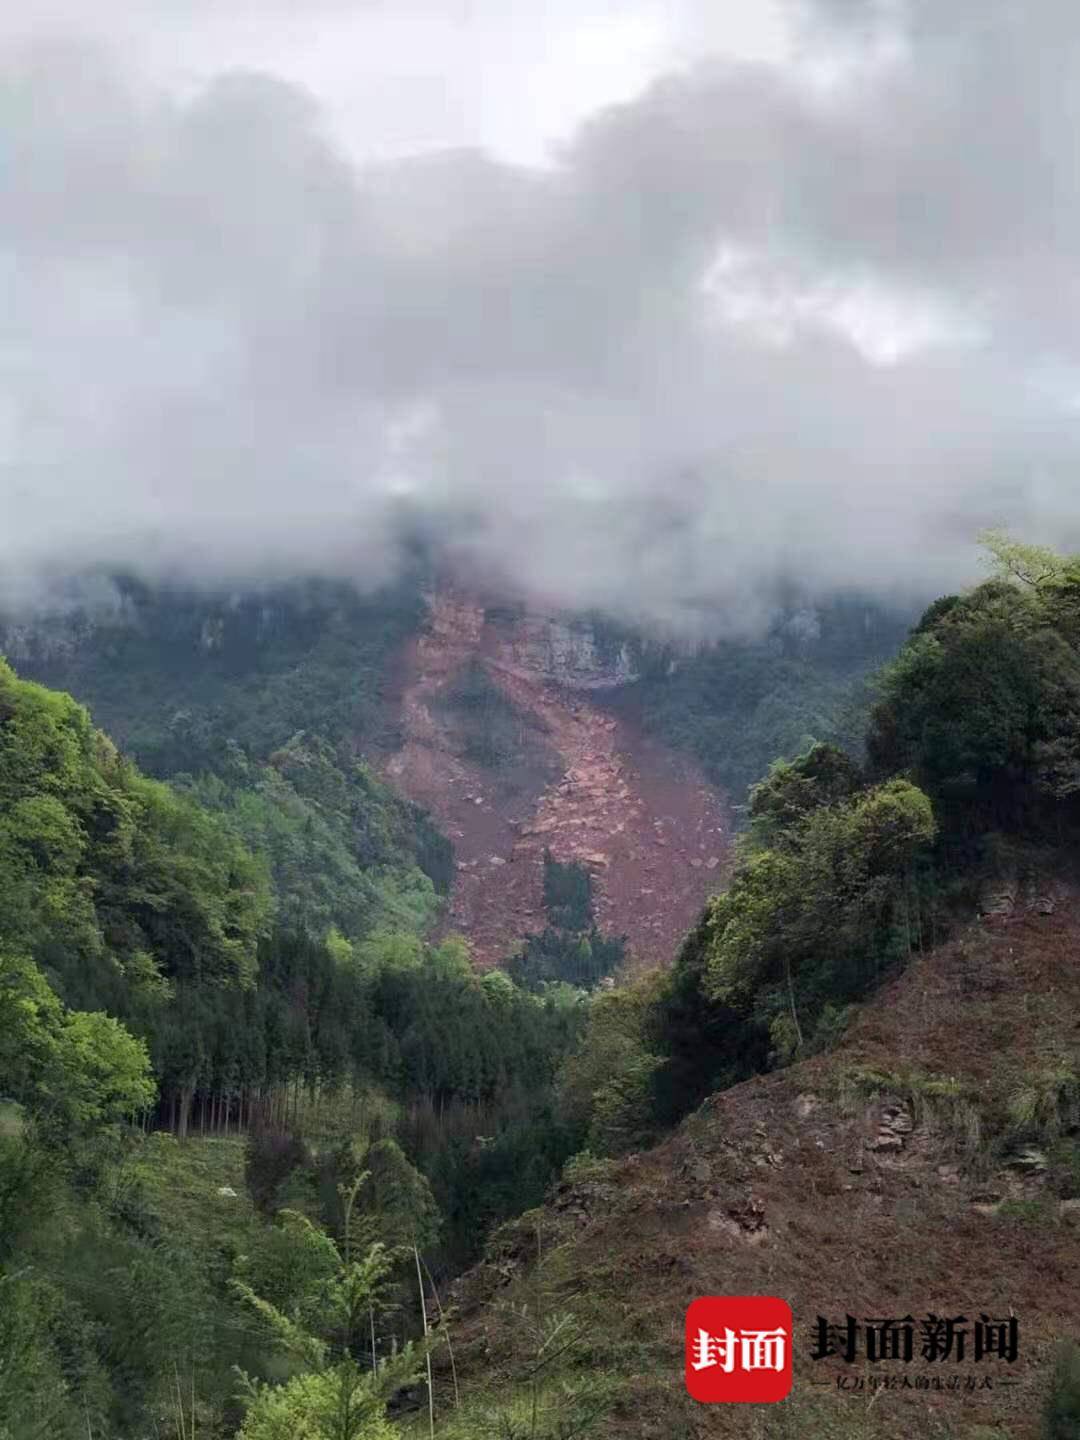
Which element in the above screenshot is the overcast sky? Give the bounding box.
[4,0,1080,634]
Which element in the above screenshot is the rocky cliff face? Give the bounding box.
[488,612,640,690]
[1,610,115,665]
[376,585,730,969]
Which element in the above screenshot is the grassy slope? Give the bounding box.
[128,1133,254,1251]
[437,899,1080,1440]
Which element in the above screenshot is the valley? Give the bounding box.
[5,548,1080,1439]
[6,8,1080,1433]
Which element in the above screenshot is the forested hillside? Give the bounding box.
[10,0,1080,1432]
[558,538,1080,1161]
[2,574,453,943]
[5,538,1080,1438]
[0,657,587,1436]
[624,593,915,803]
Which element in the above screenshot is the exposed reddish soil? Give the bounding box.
[446,899,1080,1438]
[376,588,731,969]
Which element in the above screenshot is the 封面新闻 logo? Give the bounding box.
[685,1296,793,1403]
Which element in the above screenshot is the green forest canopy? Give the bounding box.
[8,538,1080,1434]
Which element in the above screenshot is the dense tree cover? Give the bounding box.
[555,976,667,1157]
[60,906,584,1262]
[680,774,934,1050]
[506,846,630,996]
[0,1057,436,1439]
[562,753,938,1146]
[0,662,275,1433]
[231,1167,429,1440]
[4,574,424,767]
[627,595,914,803]
[541,851,592,931]
[744,740,863,844]
[867,559,1080,841]
[2,574,453,942]
[564,541,1080,1150]
[0,952,155,1142]
[507,926,627,992]
[0,657,587,1436]
[0,943,161,1436]
[0,658,273,1007]
[506,853,627,991]
[173,734,450,946]
[0,651,579,1221]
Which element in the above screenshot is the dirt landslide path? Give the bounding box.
[377,591,731,970]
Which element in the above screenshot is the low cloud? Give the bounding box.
[4,3,1080,634]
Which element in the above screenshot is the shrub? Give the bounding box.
[244,1129,310,1216]
[1043,1340,1080,1438]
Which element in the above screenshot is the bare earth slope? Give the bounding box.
[447,900,1080,1438]
[377,588,730,968]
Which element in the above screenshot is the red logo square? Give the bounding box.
[685,1296,793,1403]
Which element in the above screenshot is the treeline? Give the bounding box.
[144,929,584,1254]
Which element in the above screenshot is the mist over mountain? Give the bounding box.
[5,1,1080,635]
[12,10,1080,1436]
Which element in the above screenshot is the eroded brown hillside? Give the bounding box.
[377,587,730,968]
[445,899,1080,1439]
